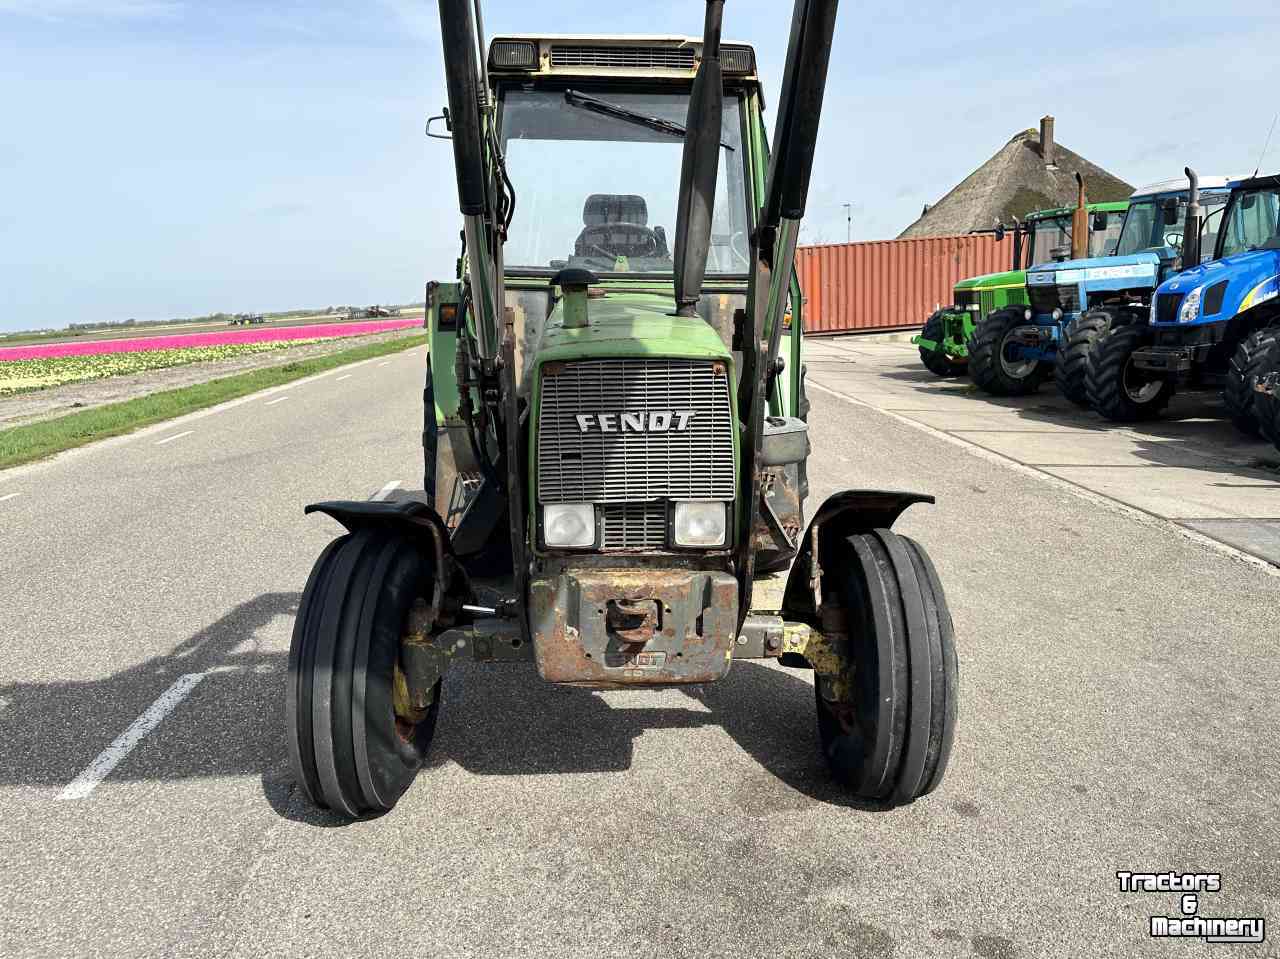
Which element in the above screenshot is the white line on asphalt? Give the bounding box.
[154,430,195,447]
[264,395,290,406]
[0,492,21,503]
[373,480,402,501]
[336,373,353,381]
[57,673,207,800]
[377,361,390,367]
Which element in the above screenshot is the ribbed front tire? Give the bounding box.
[814,530,958,805]
[1057,311,1112,408]
[1087,324,1174,422]
[286,530,441,818]
[968,307,1047,396]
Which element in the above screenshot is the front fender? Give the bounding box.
[305,499,471,607]
[780,489,933,624]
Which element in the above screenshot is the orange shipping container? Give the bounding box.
[797,233,1015,334]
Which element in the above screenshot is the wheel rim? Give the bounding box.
[999,330,1037,379]
[1122,357,1163,404]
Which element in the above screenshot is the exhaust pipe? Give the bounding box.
[1070,172,1088,261]
[672,0,725,318]
[1183,167,1201,268]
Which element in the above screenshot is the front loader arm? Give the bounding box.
[737,0,839,622]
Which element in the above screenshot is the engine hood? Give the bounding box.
[534,292,733,367]
[957,269,1024,291]
[1027,251,1162,289]
[1156,249,1280,318]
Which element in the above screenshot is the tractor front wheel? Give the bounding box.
[814,530,958,805]
[286,529,442,818]
[967,307,1048,396]
[1223,326,1280,437]
[918,310,967,378]
[1087,323,1174,422]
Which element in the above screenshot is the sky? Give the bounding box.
[1,0,1278,332]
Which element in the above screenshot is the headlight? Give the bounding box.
[1051,308,1063,322]
[965,303,981,313]
[1179,288,1202,323]
[673,502,727,547]
[1024,309,1033,321]
[543,504,595,548]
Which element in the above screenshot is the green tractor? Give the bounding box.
[284,0,958,819]
[913,201,1127,376]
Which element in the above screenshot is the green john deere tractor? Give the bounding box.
[285,0,958,819]
[912,201,1127,376]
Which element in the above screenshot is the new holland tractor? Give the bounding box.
[968,173,1233,403]
[1088,173,1280,425]
[283,0,959,819]
[912,200,1127,377]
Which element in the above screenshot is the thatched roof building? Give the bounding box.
[898,116,1133,238]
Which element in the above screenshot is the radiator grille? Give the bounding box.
[953,290,979,309]
[537,358,735,505]
[1154,293,1183,324]
[601,503,668,550]
[550,45,695,71]
[1028,284,1080,315]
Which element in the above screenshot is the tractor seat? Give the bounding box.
[574,194,664,260]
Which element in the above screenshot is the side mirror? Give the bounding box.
[1162,198,1180,226]
[993,224,1006,242]
[426,107,453,140]
[1091,212,1108,232]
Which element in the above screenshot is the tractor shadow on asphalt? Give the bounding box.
[0,586,886,820]
[0,590,298,795]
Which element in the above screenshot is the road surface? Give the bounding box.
[2,344,1277,958]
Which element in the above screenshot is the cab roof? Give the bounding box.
[1130,175,1239,198]
[487,34,759,82]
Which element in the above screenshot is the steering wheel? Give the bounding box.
[578,223,660,260]
[727,231,751,270]
[1163,231,1183,250]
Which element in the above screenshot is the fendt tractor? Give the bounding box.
[912,199,1127,377]
[968,173,1232,404]
[284,0,959,819]
[1088,173,1280,425]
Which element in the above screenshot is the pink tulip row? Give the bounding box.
[0,318,420,362]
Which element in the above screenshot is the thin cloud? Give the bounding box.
[0,1,182,18]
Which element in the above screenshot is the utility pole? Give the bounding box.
[842,202,853,243]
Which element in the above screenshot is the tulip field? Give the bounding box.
[0,318,419,396]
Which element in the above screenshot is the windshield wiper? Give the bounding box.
[564,90,734,151]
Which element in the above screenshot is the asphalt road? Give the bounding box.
[3,344,1278,958]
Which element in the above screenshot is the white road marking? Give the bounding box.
[377,361,390,368]
[336,373,353,381]
[372,480,402,501]
[0,492,21,503]
[265,395,290,406]
[154,430,195,447]
[57,673,207,800]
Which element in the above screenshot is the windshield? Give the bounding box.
[1219,188,1280,258]
[498,86,750,276]
[1089,210,1125,257]
[1114,193,1228,260]
[1028,216,1072,265]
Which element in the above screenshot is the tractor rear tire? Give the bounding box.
[1087,323,1174,422]
[967,307,1048,396]
[1223,327,1280,438]
[287,529,442,818]
[814,530,958,806]
[918,311,967,377]
[1057,310,1113,408]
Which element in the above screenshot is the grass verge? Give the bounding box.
[0,333,427,470]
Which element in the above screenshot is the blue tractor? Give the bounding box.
[1088,173,1280,426]
[968,172,1233,403]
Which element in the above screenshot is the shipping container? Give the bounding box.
[797,233,1015,335]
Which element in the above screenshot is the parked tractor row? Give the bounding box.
[914,170,1280,450]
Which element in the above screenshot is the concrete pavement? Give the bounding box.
[2,342,1278,958]
[804,335,1280,569]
